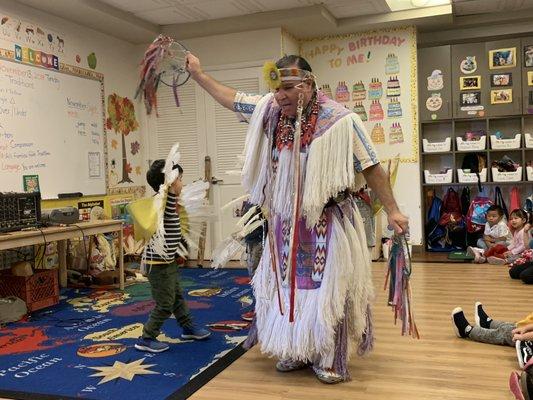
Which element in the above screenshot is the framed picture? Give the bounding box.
[489,48,516,69]
[23,175,40,193]
[490,73,512,87]
[459,75,481,90]
[528,71,533,86]
[524,45,533,67]
[460,91,481,107]
[491,89,513,104]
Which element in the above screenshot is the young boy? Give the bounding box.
[135,159,210,353]
[467,205,511,263]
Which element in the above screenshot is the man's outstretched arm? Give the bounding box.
[186,53,236,111]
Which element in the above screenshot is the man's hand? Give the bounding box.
[184,52,236,110]
[186,53,202,80]
[388,210,409,235]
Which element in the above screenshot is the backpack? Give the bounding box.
[494,186,509,220]
[426,195,446,250]
[510,187,521,211]
[460,187,471,217]
[466,194,493,233]
[439,188,464,232]
[461,153,486,190]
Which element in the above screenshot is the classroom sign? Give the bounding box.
[300,26,418,163]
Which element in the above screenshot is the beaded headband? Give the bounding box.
[263,61,314,90]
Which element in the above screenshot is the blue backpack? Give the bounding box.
[426,195,447,250]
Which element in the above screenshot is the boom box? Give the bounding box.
[41,207,80,225]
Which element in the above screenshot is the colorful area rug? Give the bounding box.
[0,268,253,400]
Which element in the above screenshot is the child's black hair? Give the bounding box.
[487,204,504,217]
[146,159,183,192]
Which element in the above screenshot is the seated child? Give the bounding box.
[452,303,533,368]
[486,209,530,265]
[467,205,510,263]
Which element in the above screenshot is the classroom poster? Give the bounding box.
[300,26,418,163]
[78,199,104,221]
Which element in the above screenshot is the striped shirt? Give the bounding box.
[144,192,182,264]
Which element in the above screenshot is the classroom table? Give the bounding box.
[0,220,124,290]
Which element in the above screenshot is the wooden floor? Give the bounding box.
[190,261,530,400]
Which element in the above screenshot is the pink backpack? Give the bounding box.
[466,194,493,233]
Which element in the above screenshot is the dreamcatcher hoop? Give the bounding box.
[136,35,190,115]
[157,40,190,88]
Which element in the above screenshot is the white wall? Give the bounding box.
[162,27,283,67]
[0,0,146,191]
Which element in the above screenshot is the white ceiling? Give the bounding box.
[99,0,392,25]
[12,0,533,44]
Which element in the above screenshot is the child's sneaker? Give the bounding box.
[487,256,507,265]
[474,302,492,329]
[134,337,169,353]
[181,325,211,340]
[451,307,473,338]
[467,246,485,263]
[516,340,533,369]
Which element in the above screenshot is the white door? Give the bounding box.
[203,67,264,258]
[149,65,265,261]
[149,79,206,185]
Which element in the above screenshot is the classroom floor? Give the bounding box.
[0,261,528,400]
[190,261,530,400]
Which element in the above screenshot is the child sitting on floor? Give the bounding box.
[467,205,511,263]
[485,209,530,265]
[452,302,533,368]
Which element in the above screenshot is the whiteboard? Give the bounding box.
[0,57,106,199]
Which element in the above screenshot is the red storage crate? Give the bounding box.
[0,269,59,312]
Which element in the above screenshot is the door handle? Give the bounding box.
[210,177,224,184]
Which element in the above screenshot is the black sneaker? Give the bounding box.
[474,302,492,329]
[516,340,533,369]
[452,307,472,338]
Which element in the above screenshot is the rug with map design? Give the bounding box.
[0,268,253,400]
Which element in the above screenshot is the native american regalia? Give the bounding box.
[236,90,379,378]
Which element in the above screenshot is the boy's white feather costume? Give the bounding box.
[128,143,214,259]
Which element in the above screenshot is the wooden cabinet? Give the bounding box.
[484,38,522,117]
[418,46,452,121]
[451,42,488,119]
[522,37,533,115]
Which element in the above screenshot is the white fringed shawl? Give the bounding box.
[241,97,367,227]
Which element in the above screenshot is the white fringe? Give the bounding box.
[220,194,249,213]
[271,148,293,219]
[211,236,245,269]
[242,93,273,205]
[252,208,372,368]
[236,205,259,229]
[301,114,367,228]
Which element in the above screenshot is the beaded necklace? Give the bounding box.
[274,93,319,150]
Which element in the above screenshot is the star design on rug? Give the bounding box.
[89,358,159,385]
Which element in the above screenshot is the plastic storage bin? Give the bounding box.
[456,136,486,151]
[491,167,522,182]
[424,169,453,184]
[457,168,487,183]
[490,134,521,149]
[422,137,451,153]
